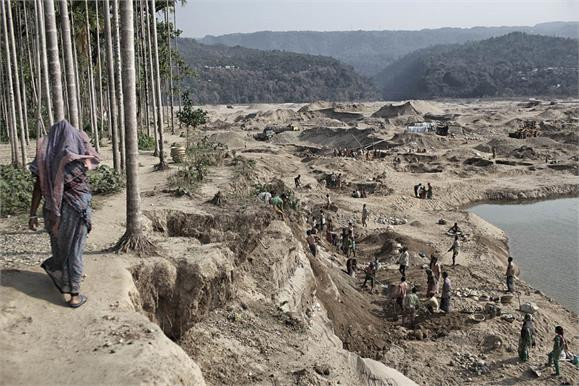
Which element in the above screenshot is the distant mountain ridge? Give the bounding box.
[198,22,579,76]
[372,32,578,100]
[176,39,378,104]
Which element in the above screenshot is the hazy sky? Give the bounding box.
[174,0,578,38]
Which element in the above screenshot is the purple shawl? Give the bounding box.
[36,120,100,232]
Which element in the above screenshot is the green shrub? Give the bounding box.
[89,165,125,195]
[168,165,201,193]
[167,139,227,194]
[138,133,156,151]
[0,165,33,216]
[232,156,256,179]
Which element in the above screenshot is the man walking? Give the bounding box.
[398,246,410,276]
[362,261,377,292]
[447,235,460,266]
[362,204,369,227]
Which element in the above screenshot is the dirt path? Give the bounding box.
[0,140,205,385]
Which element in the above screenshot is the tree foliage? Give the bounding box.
[199,22,579,77]
[0,165,33,216]
[177,92,207,128]
[176,39,378,104]
[88,165,125,195]
[373,33,578,100]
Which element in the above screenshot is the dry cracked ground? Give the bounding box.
[1,99,578,385]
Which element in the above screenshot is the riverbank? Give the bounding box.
[1,99,578,384]
[470,197,579,313]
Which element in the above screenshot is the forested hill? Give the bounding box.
[198,22,579,76]
[176,39,378,104]
[372,33,578,100]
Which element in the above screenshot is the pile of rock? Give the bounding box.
[376,216,408,225]
[451,352,490,376]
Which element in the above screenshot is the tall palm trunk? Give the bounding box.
[172,5,181,130]
[58,27,70,117]
[71,8,83,129]
[22,2,40,99]
[95,0,105,138]
[114,0,154,254]
[22,3,38,104]
[149,0,166,169]
[37,0,53,124]
[112,0,125,170]
[85,0,99,152]
[14,4,34,146]
[1,0,19,166]
[103,0,120,171]
[6,0,27,166]
[58,0,79,128]
[16,7,30,145]
[23,4,40,140]
[33,0,45,137]
[43,0,64,121]
[135,5,144,132]
[6,0,26,166]
[0,61,11,147]
[138,0,150,137]
[144,0,158,154]
[165,1,175,134]
[0,53,9,144]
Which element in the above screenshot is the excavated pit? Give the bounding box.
[128,205,426,384]
[130,208,276,340]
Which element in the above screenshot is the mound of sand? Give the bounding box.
[476,137,522,156]
[332,103,366,112]
[535,108,568,121]
[298,101,333,113]
[207,132,250,149]
[510,145,539,160]
[269,131,301,145]
[314,108,364,122]
[409,100,446,116]
[299,127,378,148]
[389,132,447,149]
[541,130,579,145]
[236,108,301,125]
[372,102,421,119]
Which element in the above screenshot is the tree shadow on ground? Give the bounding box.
[0,269,67,307]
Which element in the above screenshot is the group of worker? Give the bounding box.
[413,182,433,199]
[295,174,571,378]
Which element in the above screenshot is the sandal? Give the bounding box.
[68,294,88,309]
[41,261,65,294]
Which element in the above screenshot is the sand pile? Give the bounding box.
[207,132,250,149]
[313,108,364,123]
[390,132,447,149]
[477,137,522,156]
[298,127,379,148]
[332,102,366,112]
[535,108,569,121]
[269,131,301,145]
[298,101,333,112]
[236,108,301,125]
[542,130,579,145]
[409,100,446,116]
[372,101,421,119]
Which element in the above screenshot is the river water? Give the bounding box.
[470,197,578,313]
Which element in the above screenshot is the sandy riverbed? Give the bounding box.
[1,99,578,385]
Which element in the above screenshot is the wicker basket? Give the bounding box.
[170,144,186,163]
